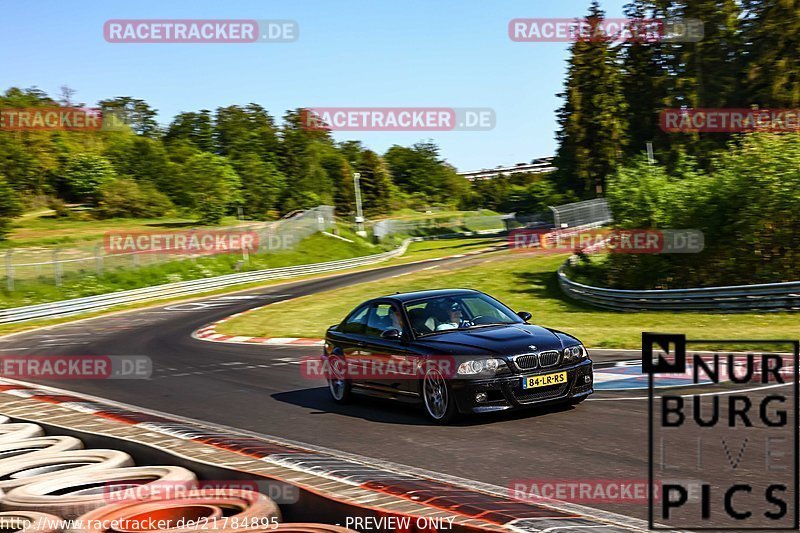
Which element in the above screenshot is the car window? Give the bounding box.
[461,296,508,321]
[339,304,370,335]
[364,303,402,338]
[404,294,521,336]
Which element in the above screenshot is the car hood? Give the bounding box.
[414,324,576,356]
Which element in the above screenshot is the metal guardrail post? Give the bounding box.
[95,244,103,276]
[53,249,62,287]
[5,251,13,292]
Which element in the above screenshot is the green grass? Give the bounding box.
[218,253,800,349]
[0,227,388,308]
[373,208,499,221]
[3,209,245,249]
[0,235,506,336]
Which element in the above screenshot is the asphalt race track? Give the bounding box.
[1,251,795,528]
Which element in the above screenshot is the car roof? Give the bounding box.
[376,288,481,303]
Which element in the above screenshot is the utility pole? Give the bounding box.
[353,172,367,237]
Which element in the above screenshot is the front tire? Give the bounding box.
[422,368,458,424]
[327,355,352,404]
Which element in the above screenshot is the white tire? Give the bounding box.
[0,425,45,444]
[0,449,134,490]
[0,437,83,462]
[0,511,64,533]
[72,488,280,533]
[1,466,196,519]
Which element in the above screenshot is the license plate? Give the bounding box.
[522,371,567,389]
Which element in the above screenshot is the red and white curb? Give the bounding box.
[193,312,325,347]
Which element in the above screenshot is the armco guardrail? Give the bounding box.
[0,240,412,324]
[558,260,800,312]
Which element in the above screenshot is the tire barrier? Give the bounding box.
[1,466,197,519]
[0,437,84,461]
[0,511,63,533]
[0,450,134,490]
[73,488,281,533]
[0,424,45,443]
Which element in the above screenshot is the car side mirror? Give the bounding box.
[381,328,402,340]
[517,311,532,322]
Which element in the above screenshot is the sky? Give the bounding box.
[1,0,629,172]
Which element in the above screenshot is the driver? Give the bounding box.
[436,300,467,331]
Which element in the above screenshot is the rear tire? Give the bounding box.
[327,356,352,404]
[422,368,458,424]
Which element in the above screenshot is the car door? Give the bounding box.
[359,302,422,398]
[329,304,371,386]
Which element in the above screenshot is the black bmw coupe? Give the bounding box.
[323,289,593,423]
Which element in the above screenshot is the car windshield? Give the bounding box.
[404,293,522,337]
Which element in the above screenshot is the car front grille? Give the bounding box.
[538,350,561,367]
[514,354,538,370]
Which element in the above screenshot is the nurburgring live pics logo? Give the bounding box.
[644,332,799,530]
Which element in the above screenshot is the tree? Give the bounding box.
[98,97,160,137]
[384,142,464,205]
[0,173,21,240]
[231,153,286,219]
[214,104,280,161]
[554,1,627,196]
[96,178,173,218]
[277,109,336,211]
[619,1,673,161]
[164,111,214,152]
[104,136,174,191]
[179,153,242,224]
[743,0,800,107]
[61,154,117,204]
[356,150,392,216]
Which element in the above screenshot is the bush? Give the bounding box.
[96,178,174,219]
[0,174,21,240]
[597,134,800,288]
[46,196,71,218]
[62,154,117,204]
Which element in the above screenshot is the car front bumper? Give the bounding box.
[450,359,594,414]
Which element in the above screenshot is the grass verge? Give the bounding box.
[0,235,503,337]
[217,253,800,349]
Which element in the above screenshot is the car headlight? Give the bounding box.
[562,344,587,363]
[456,358,505,376]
